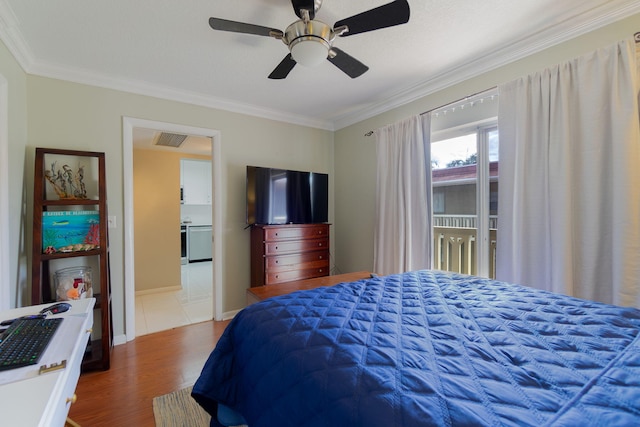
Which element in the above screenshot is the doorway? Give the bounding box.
[0,75,9,310]
[123,117,223,342]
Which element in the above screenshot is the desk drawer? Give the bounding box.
[265,238,328,255]
[49,307,93,426]
[266,250,329,272]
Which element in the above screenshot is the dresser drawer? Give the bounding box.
[264,224,329,241]
[265,238,328,255]
[266,265,330,284]
[266,250,329,272]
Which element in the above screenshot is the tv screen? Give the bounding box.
[246,166,328,225]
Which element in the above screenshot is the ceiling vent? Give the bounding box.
[155,132,188,148]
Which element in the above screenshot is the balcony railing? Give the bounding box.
[433,215,497,279]
[434,214,498,230]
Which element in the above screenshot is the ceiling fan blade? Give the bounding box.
[209,17,283,38]
[268,54,297,79]
[291,0,318,20]
[327,48,369,78]
[333,0,410,37]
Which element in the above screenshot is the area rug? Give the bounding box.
[153,386,211,427]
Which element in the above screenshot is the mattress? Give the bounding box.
[192,270,640,426]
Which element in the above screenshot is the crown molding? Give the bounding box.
[1,0,638,132]
[0,1,35,70]
[0,0,334,131]
[332,0,640,130]
[29,60,335,130]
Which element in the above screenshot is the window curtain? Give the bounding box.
[373,114,432,275]
[496,38,640,307]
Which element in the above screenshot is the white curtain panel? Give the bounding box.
[497,38,640,307]
[373,114,432,275]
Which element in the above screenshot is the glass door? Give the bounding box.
[431,127,498,278]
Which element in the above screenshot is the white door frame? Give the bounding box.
[0,75,9,310]
[122,117,223,342]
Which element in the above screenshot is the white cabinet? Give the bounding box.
[181,159,211,205]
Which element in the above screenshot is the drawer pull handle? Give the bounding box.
[318,243,323,247]
[39,360,67,374]
[66,394,77,405]
[319,255,323,259]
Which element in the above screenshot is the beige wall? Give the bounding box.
[133,149,180,292]
[333,13,640,274]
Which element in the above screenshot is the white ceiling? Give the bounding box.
[1,0,639,131]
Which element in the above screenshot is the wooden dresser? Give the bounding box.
[250,223,330,286]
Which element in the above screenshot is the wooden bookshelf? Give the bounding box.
[31,147,112,371]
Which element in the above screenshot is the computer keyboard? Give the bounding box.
[0,317,63,371]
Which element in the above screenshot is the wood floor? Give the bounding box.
[68,319,231,426]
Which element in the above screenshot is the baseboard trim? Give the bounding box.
[135,286,182,296]
[222,309,242,321]
[113,333,127,346]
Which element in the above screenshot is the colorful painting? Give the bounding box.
[42,210,100,253]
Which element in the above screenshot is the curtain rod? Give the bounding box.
[364,86,497,136]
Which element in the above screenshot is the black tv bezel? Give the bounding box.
[246,165,328,226]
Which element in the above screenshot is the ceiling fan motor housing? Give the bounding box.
[285,20,334,66]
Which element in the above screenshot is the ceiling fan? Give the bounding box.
[208,0,410,79]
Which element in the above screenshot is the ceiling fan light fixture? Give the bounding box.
[290,37,329,67]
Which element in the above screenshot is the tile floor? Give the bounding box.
[135,261,214,336]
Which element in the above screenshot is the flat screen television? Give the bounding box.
[246,165,328,225]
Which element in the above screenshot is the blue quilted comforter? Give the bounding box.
[192,270,640,426]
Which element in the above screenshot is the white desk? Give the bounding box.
[0,299,94,427]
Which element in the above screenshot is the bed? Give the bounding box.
[192,270,640,426]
